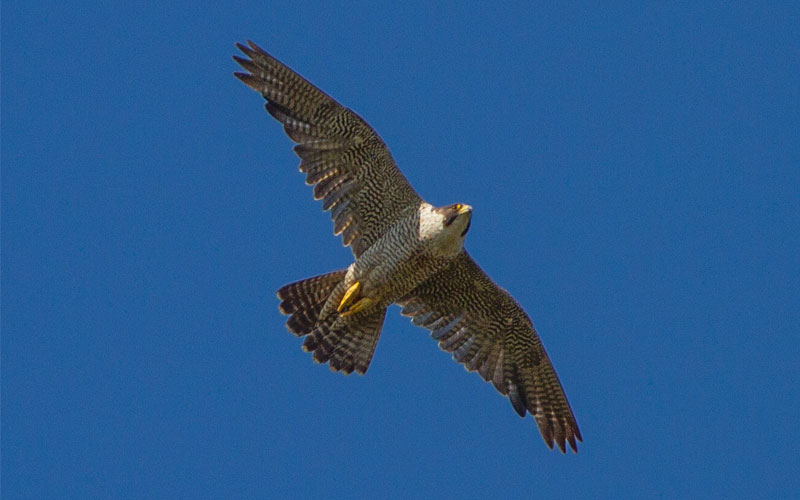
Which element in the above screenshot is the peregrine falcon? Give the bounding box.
[234,41,582,453]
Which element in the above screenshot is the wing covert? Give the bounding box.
[234,41,422,257]
[398,252,582,453]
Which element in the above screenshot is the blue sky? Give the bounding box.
[4,1,799,498]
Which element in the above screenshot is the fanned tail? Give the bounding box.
[277,270,347,334]
[277,271,387,375]
[302,308,386,375]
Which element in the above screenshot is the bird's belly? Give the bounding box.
[354,242,453,306]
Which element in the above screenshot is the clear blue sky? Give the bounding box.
[4,2,799,498]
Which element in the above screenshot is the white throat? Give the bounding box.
[418,203,466,257]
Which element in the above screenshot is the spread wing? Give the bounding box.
[234,41,423,257]
[398,252,582,453]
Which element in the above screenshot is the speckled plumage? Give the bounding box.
[235,41,582,453]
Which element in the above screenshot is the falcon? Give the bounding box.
[234,41,582,453]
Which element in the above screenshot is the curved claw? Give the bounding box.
[340,297,375,317]
[338,281,362,312]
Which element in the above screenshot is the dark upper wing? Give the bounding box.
[398,252,582,453]
[234,41,422,257]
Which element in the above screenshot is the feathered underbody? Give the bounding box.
[235,41,583,453]
[281,202,471,374]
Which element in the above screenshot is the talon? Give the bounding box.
[338,281,362,313]
[340,297,375,317]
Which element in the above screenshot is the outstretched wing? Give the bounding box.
[398,252,582,453]
[234,41,422,257]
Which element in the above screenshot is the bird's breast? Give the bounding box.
[353,219,457,305]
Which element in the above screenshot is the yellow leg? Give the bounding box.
[340,297,375,317]
[338,281,362,313]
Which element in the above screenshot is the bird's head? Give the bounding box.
[419,202,472,256]
[441,202,473,238]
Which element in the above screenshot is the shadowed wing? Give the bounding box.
[398,252,582,453]
[234,41,422,257]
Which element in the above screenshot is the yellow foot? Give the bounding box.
[338,281,362,313]
[340,297,375,317]
[338,281,375,316]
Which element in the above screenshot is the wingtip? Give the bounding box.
[567,434,579,453]
[234,40,268,58]
[234,72,262,91]
[238,42,256,60]
[545,435,569,454]
[233,56,261,76]
[232,54,249,65]
[540,420,581,454]
[574,424,584,443]
[247,39,266,53]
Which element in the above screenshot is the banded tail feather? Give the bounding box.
[277,271,387,375]
[277,270,347,335]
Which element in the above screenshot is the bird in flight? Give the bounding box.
[234,41,582,453]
